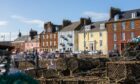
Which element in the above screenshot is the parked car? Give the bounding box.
[73,51,81,54]
[88,50,98,55]
[109,50,120,57]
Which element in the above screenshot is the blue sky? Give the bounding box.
[0,0,140,41]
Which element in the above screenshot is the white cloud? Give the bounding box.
[83,11,109,21]
[0,21,8,26]
[11,15,44,27]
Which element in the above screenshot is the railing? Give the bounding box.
[67,43,73,46]
[60,43,65,46]
[67,34,72,38]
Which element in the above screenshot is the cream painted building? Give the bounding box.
[78,21,108,55]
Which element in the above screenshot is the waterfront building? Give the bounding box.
[39,22,61,52]
[58,18,91,53]
[106,7,140,53]
[78,21,108,55]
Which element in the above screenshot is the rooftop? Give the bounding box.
[14,35,29,42]
[60,22,81,32]
[79,21,106,33]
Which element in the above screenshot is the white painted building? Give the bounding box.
[58,18,92,53]
[58,22,80,53]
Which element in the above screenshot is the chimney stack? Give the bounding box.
[110,7,121,19]
[30,29,38,40]
[63,19,71,27]
[80,17,92,25]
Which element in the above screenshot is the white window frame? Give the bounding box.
[114,14,119,21]
[122,33,125,41]
[90,33,93,37]
[50,34,52,39]
[130,21,135,29]
[131,32,135,39]
[54,34,56,39]
[100,40,102,47]
[114,33,117,41]
[113,23,117,31]
[100,23,105,29]
[132,12,137,18]
[99,32,102,37]
[50,41,52,46]
[46,34,48,39]
[54,41,56,46]
[46,42,48,46]
[122,22,125,30]
[114,43,117,50]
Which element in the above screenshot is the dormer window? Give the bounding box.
[84,25,91,31]
[114,14,119,21]
[47,27,52,32]
[131,12,137,18]
[100,23,105,29]
[55,26,59,31]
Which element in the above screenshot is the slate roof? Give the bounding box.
[30,36,39,42]
[120,9,140,19]
[14,35,29,42]
[60,22,81,32]
[110,8,140,21]
[79,21,106,33]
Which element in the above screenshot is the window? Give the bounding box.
[54,34,56,39]
[50,41,52,46]
[131,32,135,39]
[130,21,135,29]
[132,12,137,18]
[55,26,59,31]
[42,42,44,47]
[122,22,125,30]
[46,42,48,46]
[99,32,102,37]
[100,40,102,47]
[114,14,119,21]
[50,34,52,39]
[90,33,93,37]
[46,35,48,39]
[113,23,117,31]
[100,24,105,29]
[114,43,117,50]
[42,35,44,39]
[90,43,94,51]
[83,41,86,47]
[54,41,56,46]
[114,33,117,41]
[47,27,52,32]
[122,33,125,41]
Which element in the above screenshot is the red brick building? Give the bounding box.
[39,22,61,52]
[106,7,140,53]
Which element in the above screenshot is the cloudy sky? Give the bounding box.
[0,0,140,41]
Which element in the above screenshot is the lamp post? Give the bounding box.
[84,20,86,54]
[34,34,39,77]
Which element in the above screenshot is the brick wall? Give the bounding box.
[39,32,58,51]
[106,19,140,53]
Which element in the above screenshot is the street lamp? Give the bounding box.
[84,20,86,54]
